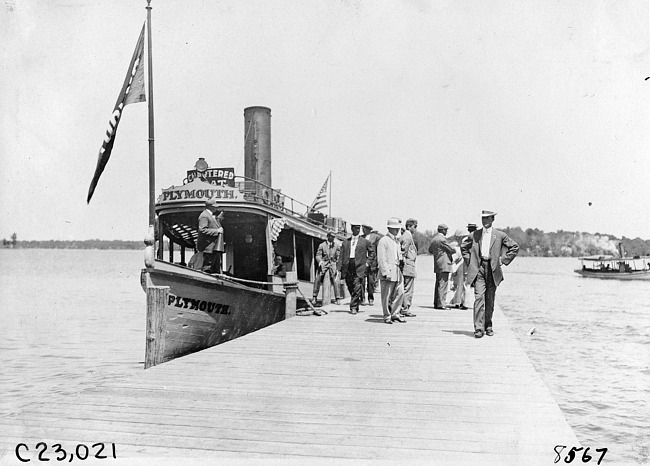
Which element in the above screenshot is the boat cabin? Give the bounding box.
[154,159,346,293]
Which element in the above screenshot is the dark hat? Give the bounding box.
[405,218,418,228]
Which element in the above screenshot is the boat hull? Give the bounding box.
[142,261,286,364]
[574,269,650,280]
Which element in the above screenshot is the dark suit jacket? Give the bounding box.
[428,233,455,273]
[316,240,341,275]
[196,209,224,253]
[461,228,519,287]
[337,236,373,279]
[363,232,382,270]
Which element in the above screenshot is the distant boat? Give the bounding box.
[574,243,650,280]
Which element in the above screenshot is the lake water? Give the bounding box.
[1,250,648,464]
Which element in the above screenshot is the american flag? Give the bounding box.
[309,175,329,212]
[87,23,147,203]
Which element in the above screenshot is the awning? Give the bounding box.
[164,222,197,249]
[269,216,327,240]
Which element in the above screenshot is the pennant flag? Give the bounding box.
[87,23,147,203]
[309,175,329,212]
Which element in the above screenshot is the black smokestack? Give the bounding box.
[244,106,271,189]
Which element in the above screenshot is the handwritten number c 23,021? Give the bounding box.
[14,442,117,462]
[554,445,608,464]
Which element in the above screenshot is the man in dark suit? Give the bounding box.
[461,210,519,338]
[400,218,418,317]
[361,224,381,306]
[428,223,455,309]
[313,232,341,305]
[338,222,374,314]
[196,198,225,274]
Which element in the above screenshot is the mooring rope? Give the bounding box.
[211,273,298,288]
[295,286,328,315]
[211,272,326,315]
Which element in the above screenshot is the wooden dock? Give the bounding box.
[0,283,578,464]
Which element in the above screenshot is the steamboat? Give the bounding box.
[141,107,346,366]
[574,242,650,280]
[87,10,345,369]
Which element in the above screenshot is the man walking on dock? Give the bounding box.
[338,222,373,314]
[361,224,381,306]
[400,218,418,317]
[428,223,455,309]
[461,210,519,338]
[377,218,406,324]
[313,232,341,305]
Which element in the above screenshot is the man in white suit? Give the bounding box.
[377,218,406,324]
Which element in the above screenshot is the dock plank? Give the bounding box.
[0,284,579,464]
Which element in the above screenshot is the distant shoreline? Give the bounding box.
[1,240,144,250]
[2,229,649,258]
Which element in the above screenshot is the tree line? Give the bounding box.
[3,239,144,250]
[3,228,649,257]
[412,227,650,257]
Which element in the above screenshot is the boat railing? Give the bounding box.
[233,175,338,231]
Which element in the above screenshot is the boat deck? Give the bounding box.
[0,286,578,464]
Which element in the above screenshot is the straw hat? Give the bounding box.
[386,217,402,229]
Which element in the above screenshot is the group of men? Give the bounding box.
[195,194,521,338]
[424,210,520,338]
[311,217,420,324]
[313,210,520,337]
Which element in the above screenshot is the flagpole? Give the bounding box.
[146,0,156,228]
[328,170,331,218]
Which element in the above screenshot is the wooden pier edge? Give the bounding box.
[144,285,169,369]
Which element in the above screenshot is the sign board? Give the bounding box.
[158,179,242,205]
[186,167,235,187]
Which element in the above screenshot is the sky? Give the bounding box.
[2,0,650,241]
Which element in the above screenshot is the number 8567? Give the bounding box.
[554,446,608,464]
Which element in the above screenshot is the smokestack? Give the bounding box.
[244,106,272,189]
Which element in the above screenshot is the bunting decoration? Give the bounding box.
[87,23,147,203]
[309,174,329,212]
[270,218,287,242]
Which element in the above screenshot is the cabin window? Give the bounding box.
[294,232,313,281]
[273,227,295,273]
[160,211,200,265]
[159,210,269,285]
[227,213,268,283]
